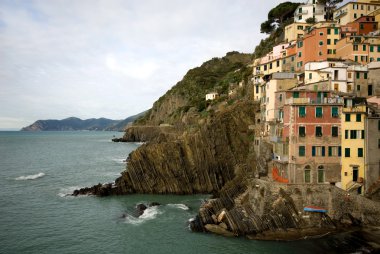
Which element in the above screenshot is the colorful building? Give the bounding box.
[296,22,340,71]
[341,97,367,193]
[271,89,343,185]
[334,1,380,25]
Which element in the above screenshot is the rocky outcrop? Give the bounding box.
[118,125,178,142]
[76,100,258,196]
[190,178,380,240]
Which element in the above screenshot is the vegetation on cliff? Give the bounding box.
[135,51,252,126]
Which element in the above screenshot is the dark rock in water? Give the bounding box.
[136,203,147,216]
[149,202,161,207]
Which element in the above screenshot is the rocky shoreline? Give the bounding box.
[73,100,380,243]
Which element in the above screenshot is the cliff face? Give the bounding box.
[75,100,259,196]
[117,100,257,194]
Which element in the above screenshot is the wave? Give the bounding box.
[15,172,45,181]
[57,186,82,198]
[167,203,190,210]
[124,206,163,225]
[111,158,127,164]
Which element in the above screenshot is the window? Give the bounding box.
[328,146,340,157]
[299,106,306,117]
[356,114,362,122]
[304,166,311,183]
[353,45,358,51]
[345,129,349,139]
[345,148,351,157]
[297,41,303,48]
[378,119,380,131]
[309,73,312,79]
[297,25,304,30]
[334,39,338,45]
[270,63,272,69]
[319,41,324,46]
[370,45,374,52]
[350,130,357,139]
[358,148,363,157]
[345,113,351,122]
[327,39,331,45]
[335,28,339,35]
[357,85,361,91]
[354,13,357,19]
[332,126,338,137]
[363,45,367,51]
[318,166,325,183]
[348,72,352,79]
[299,126,306,137]
[312,146,325,156]
[316,126,322,137]
[364,73,367,79]
[332,107,339,118]
[328,49,332,54]
[360,23,364,29]
[276,60,280,67]
[327,28,331,34]
[369,84,373,96]
[316,107,323,118]
[356,72,360,79]
[293,92,299,98]
[298,51,302,57]
[299,146,306,157]
[319,32,324,36]
[355,55,358,62]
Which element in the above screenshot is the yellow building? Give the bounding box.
[341,99,367,194]
[334,1,380,25]
[284,22,309,42]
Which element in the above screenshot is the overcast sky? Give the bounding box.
[0,0,310,129]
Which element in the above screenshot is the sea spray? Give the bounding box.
[15,172,45,181]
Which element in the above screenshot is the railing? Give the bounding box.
[342,105,366,113]
[286,97,344,105]
[334,9,347,19]
[295,10,308,15]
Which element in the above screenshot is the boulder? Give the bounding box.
[204,224,235,237]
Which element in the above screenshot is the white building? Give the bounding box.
[205,92,218,101]
[294,0,327,23]
[304,61,352,93]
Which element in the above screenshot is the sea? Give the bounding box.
[0,131,379,254]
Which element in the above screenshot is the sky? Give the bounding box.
[0,0,328,129]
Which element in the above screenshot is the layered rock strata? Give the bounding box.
[190,178,380,240]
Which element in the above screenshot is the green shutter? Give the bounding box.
[328,146,332,156]
[312,146,316,157]
[316,107,323,118]
[332,107,338,117]
[358,148,363,157]
[322,146,325,157]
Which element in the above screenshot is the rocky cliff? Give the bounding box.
[75,100,260,196]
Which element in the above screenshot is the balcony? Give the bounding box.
[342,105,367,113]
[334,9,347,19]
[286,97,344,105]
[295,9,308,15]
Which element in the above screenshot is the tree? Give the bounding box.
[260,2,300,34]
[260,20,275,34]
[317,0,343,20]
[306,17,316,24]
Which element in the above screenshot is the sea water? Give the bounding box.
[0,131,377,254]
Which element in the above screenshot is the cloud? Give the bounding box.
[0,0,290,128]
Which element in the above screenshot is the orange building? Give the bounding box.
[336,35,380,64]
[296,23,341,71]
[341,15,378,37]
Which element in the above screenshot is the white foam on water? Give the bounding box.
[111,158,126,164]
[57,186,82,198]
[15,172,45,181]
[124,206,163,225]
[167,203,189,210]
